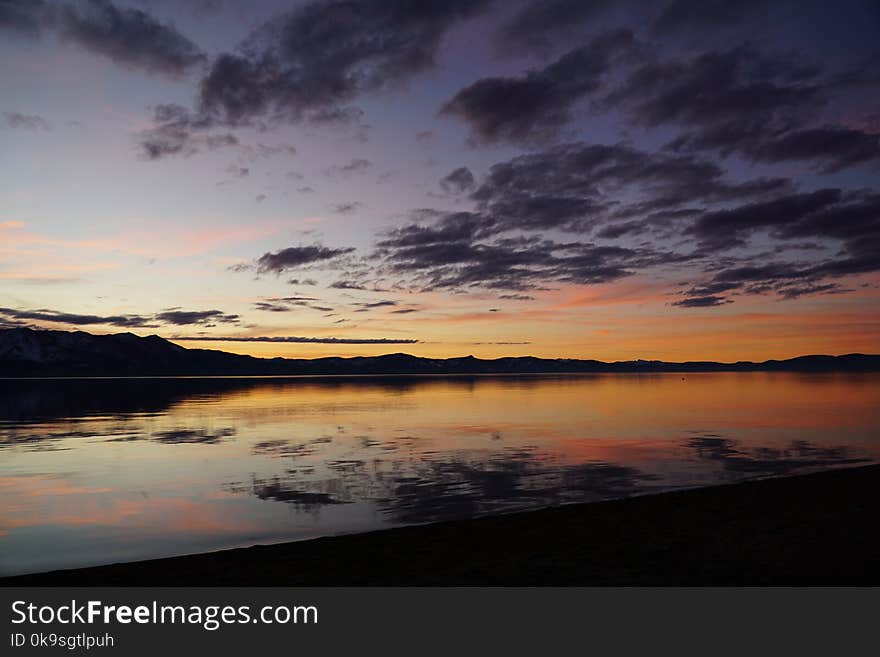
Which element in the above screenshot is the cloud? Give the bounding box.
[376,229,655,292]
[153,308,240,325]
[0,305,248,328]
[605,43,880,173]
[0,0,49,38]
[607,45,821,134]
[439,167,475,194]
[352,300,398,312]
[440,30,636,145]
[471,341,531,345]
[138,103,238,159]
[672,190,880,306]
[172,335,419,344]
[3,111,51,131]
[365,135,876,304]
[671,295,731,308]
[242,142,297,160]
[331,201,363,214]
[330,279,368,290]
[359,139,808,295]
[687,188,844,251]
[253,296,333,313]
[683,188,880,269]
[59,0,206,77]
[744,126,880,173]
[324,158,372,176]
[651,0,783,34]
[196,0,493,127]
[0,306,155,328]
[253,244,356,274]
[496,0,614,52]
[469,141,791,234]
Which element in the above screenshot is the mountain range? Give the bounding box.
[1,327,878,377]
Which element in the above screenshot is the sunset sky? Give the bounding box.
[2,0,879,360]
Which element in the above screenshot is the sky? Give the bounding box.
[1,0,879,361]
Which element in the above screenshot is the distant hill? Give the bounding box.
[1,327,878,377]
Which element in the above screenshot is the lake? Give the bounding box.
[1,372,878,576]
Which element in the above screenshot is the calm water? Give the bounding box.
[1,373,878,576]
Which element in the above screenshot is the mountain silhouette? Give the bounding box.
[1,327,878,376]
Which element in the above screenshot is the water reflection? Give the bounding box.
[1,372,878,575]
[225,432,868,524]
[686,435,868,475]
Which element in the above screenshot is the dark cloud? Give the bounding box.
[3,111,51,131]
[197,0,493,127]
[673,190,880,306]
[153,309,240,325]
[439,167,475,194]
[376,230,654,292]
[608,43,880,174]
[0,306,247,328]
[776,282,844,299]
[253,244,356,274]
[331,201,363,214]
[379,210,494,250]
[608,45,821,133]
[686,263,813,298]
[238,142,297,160]
[253,296,333,313]
[745,126,880,173]
[59,0,206,77]
[325,158,372,176]
[365,140,805,294]
[355,126,876,303]
[687,189,844,251]
[496,0,614,52]
[683,189,880,277]
[352,300,398,312]
[172,335,419,344]
[0,307,155,328]
[186,0,225,16]
[0,0,49,38]
[470,141,791,234]
[651,0,780,34]
[671,295,731,308]
[440,30,636,145]
[138,104,238,160]
[330,279,368,290]
[499,293,535,301]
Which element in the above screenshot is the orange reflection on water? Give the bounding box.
[1,372,878,575]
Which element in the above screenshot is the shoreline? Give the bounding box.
[4,464,879,586]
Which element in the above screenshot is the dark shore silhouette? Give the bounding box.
[2,327,878,377]
[5,464,878,586]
